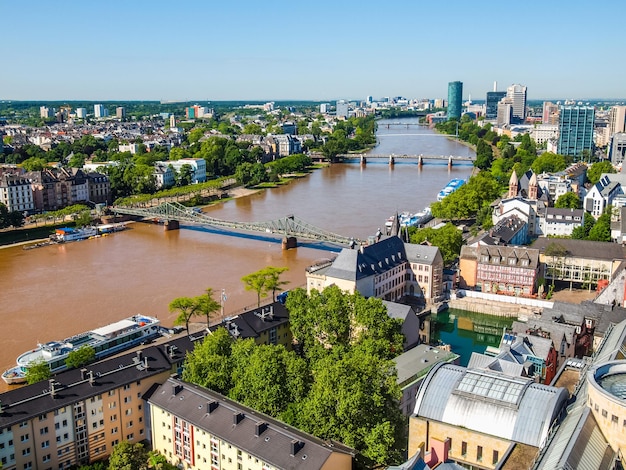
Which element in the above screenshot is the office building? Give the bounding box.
[336,100,349,118]
[447,81,462,120]
[609,133,626,166]
[496,97,514,127]
[485,91,506,119]
[115,107,125,119]
[609,105,626,136]
[506,84,527,124]
[557,106,595,157]
[75,108,87,119]
[542,101,560,124]
[39,106,52,119]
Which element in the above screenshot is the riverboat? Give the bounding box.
[52,227,98,242]
[436,178,465,201]
[1,314,160,385]
[385,207,433,231]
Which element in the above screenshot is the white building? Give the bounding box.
[540,207,585,237]
[583,174,623,218]
[336,100,349,118]
[75,108,87,119]
[94,104,108,118]
[530,124,559,145]
[609,106,626,136]
[0,174,35,214]
[507,83,527,123]
[610,133,626,166]
[83,161,119,172]
[153,163,175,189]
[156,158,207,184]
[320,103,329,114]
[119,143,140,154]
[497,97,514,127]
[39,106,52,119]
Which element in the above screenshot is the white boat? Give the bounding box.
[436,178,465,201]
[1,315,160,385]
[52,227,98,242]
[385,207,433,230]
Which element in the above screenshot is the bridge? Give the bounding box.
[112,202,358,248]
[338,153,475,166]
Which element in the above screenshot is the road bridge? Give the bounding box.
[112,202,358,248]
[338,153,475,166]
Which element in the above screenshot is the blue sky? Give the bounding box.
[2,1,625,101]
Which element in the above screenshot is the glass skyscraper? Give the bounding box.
[486,91,506,119]
[557,106,595,157]
[447,81,463,120]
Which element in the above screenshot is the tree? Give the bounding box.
[241,269,269,307]
[571,213,595,239]
[182,327,234,393]
[108,441,148,470]
[147,450,178,470]
[409,223,463,265]
[75,210,93,227]
[588,209,612,242]
[196,288,221,328]
[169,296,200,334]
[587,160,616,184]
[554,192,581,209]
[25,359,51,384]
[531,152,568,174]
[176,163,194,186]
[262,266,289,301]
[66,346,96,369]
[0,203,25,229]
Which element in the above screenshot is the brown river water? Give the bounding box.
[0,119,474,390]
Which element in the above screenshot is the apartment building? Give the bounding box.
[0,174,34,214]
[0,337,195,470]
[146,376,354,470]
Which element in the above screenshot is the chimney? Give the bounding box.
[207,401,218,414]
[136,350,143,363]
[49,379,57,398]
[80,368,88,380]
[143,355,149,369]
[233,412,244,425]
[88,370,95,385]
[255,422,268,437]
[290,440,304,456]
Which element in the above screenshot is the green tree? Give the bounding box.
[169,296,200,334]
[554,192,581,209]
[0,203,25,229]
[182,327,234,393]
[25,359,51,384]
[587,160,616,184]
[262,266,289,301]
[108,441,147,470]
[408,223,463,265]
[21,156,47,171]
[531,152,568,174]
[75,210,93,227]
[66,346,96,369]
[147,450,178,470]
[571,213,595,239]
[196,288,221,328]
[588,209,612,242]
[474,140,494,170]
[175,163,194,186]
[241,269,269,307]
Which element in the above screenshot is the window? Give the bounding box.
[602,409,608,418]
[477,446,483,462]
[38,414,47,421]
[41,440,49,448]
[612,415,619,424]
[21,434,29,442]
[493,450,499,464]
[22,447,31,456]
[461,441,467,456]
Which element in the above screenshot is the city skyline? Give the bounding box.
[2,1,626,102]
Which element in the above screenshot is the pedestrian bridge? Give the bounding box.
[338,154,475,165]
[112,202,357,247]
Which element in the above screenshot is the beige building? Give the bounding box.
[0,337,192,470]
[146,377,354,470]
[306,236,443,304]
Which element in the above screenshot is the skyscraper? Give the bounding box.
[506,84,527,124]
[609,106,626,136]
[557,106,595,157]
[447,81,462,120]
[486,91,506,119]
[94,104,106,118]
[336,100,349,118]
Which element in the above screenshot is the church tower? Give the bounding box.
[528,171,538,200]
[508,171,519,198]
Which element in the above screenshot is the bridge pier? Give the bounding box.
[282,236,297,250]
[448,156,453,168]
[418,155,423,167]
[360,155,366,166]
[164,219,180,231]
[389,155,395,166]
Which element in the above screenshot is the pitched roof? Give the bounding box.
[531,237,626,261]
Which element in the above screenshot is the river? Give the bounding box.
[0,118,475,388]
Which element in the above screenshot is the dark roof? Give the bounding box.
[0,335,200,429]
[471,245,540,269]
[148,377,354,470]
[531,237,626,261]
[544,207,585,224]
[490,214,527,244]
[543,301,626,337]
[208,302,289,341]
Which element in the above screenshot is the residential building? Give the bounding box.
[506,84,527,124]
[609,105,626,136]
[492,197,546,238]
[609,132,626,166]
[382,301,423,350]
[153,163,175,189]
[540,207,584,237]
[458,245,541,296]
[306,236,444,304]
[0,336,193,470]
[75,108,87,119]
[394,345,459,416]
[557,106,595,157]
[408,362,568,469]
[146,376,354,470]
[272,134,301,157]
[119,143,139,154]
[281,122,296,135]
[86,172,111,205]
[0,174,35,214]
[530,124,559,145]
[115,107,125,119]
[536,173,579,204]
[93,104,107,119]
[40,106,52,119]
[489,214,529,245]
[447,81,462,120]
[208,302,293,349]
[319,103,329,114]
[583,174,622,218]
[485,91,506,120]
[336,100,349,118]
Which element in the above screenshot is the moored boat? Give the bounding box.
[2,314,161,385]
[385,207,433,231]
[437,178,465,201]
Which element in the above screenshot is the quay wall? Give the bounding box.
[449,290,554,318]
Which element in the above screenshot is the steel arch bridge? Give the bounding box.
[113,202,357,246]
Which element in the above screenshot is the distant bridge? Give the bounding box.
[112,202,358,247]
[338,154,475,164]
